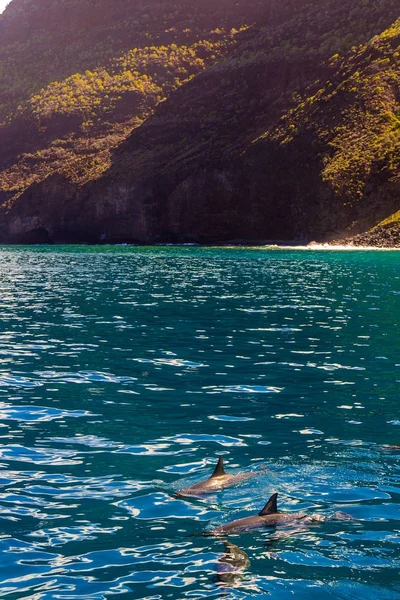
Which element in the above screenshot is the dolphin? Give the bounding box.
[176,457,266,497]
[206,493,352,535]
[216,540,250,588]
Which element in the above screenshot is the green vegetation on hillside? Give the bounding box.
[0,24,239,196]
[378,209,400,228]
[20,37,235,125]
[271,18,400,202]
[0,0,258,119]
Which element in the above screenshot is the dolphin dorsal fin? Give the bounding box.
[259,493,278,516]
[211,457,226,478]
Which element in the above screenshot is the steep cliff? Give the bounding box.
[0,0,399,244]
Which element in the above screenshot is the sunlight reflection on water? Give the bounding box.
[0,245,398,599]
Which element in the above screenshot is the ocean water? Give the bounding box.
[0,245,399,600]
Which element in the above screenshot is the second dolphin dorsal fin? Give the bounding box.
[259,493,278,516]
[211,457,226,478]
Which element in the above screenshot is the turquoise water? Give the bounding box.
[0,245,399,599]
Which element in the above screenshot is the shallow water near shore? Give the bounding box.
[0,244,399,599]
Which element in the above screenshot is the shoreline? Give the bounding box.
[0,241,399,251]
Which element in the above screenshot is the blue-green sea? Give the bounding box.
[0,245,399,599]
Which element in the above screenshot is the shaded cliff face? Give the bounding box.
[0,0,400,244]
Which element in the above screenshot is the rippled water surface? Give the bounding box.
[0,245,399,599]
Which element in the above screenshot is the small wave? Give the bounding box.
[0,445,81,466]
[35,370,138,384]
[163,433,247,447]
[28,524,122,547]
[299,428,324,435]
[115,443,189,456]
[26,479,148,500]
[0,375,42,388]
[46,435,120,448]
[0,403,95,422]
[208,415,255,422]
[278,244,400,251]
[274,413,304,419]
[116,492,218,521]
[134,358,206,368]
[317,363,366,372]
[202,385,283,394]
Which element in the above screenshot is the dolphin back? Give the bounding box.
[210,456,226,478]
[259,492,278,516]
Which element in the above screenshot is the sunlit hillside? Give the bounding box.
[0,0,262,197]
[0,0,399,244]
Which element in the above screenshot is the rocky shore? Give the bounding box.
[344,223,400,248]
